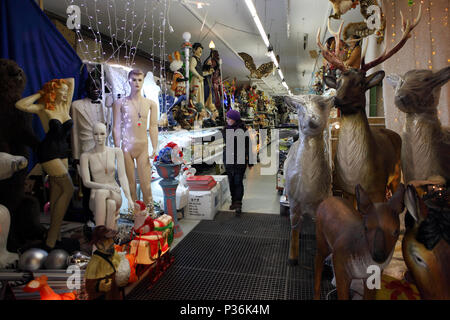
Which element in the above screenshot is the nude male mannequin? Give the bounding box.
[112,69,158,211]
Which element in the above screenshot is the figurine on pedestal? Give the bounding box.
[189,43,213,113]
[85,226,122,300]
[203,48,219,120]
[15,78,76,251]
[80,123,133,230]
[113,69,158,212]
[72,74,106,222]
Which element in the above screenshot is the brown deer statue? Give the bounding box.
[283,95,333,265]
[386,67,450,184]
[314,183,405,300]
[317,6,422,204]
[403,184,450,299]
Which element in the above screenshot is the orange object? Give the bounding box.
[23,275,77,300]
[126,254,138,284]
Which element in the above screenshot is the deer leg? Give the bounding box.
[288,202,302,265]
[314,227,330,300]
[333,255,351,300]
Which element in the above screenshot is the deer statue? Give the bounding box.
[386,66,450,184]
[403,184,450,299]
[317,6,422,204]
[23,275,77,300]
[283,95,333,265]
[314,183,405,300]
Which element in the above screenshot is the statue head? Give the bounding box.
[128,69,145,92]
[93,122,107,147]
[38,79,69,110]
[86,74,102,101]
[193,43,203,58]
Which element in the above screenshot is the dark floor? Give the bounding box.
[127,211,334,300]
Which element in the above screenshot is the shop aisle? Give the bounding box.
[127,211,333,300]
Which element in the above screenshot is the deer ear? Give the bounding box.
[365,70,385,90]
[324,75,337,89]
[430,66,450,89]
[386,74,401,88]
[356,184,373,215]
[405,184,427,224]
[388,183,405,215]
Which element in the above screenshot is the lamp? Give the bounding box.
[209,40,215,49]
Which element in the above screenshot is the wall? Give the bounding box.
[382,0,449,133]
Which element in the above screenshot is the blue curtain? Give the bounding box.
[0,0,87,170]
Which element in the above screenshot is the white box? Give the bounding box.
[186,185,220,220]
[211,175,231,205]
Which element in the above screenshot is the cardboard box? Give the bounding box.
[186,185,220,220]
[211,175,231,205]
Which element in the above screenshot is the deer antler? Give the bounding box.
[361,5,422,72]
[317,20,348,72]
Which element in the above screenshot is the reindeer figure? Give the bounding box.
[403,185,450,299]
[23,275,77,300]
[317,6,422,204]
[283,95,333,265]
[314,184,405,300]
[386,67,450,184]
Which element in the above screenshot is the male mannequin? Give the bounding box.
[72,76,107,221]
[189,43,213,111]
[113,69,158,211]
[80,123,133,230]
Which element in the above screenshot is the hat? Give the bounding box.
[90,226,118,245]
[226,109,241,121]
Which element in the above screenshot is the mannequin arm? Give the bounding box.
[63,78,75,113]
[148,101,159,158]
[112,100,122,148]
[15,93,44,114]
[115,148,133,205]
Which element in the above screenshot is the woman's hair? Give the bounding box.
[38,79,68,110]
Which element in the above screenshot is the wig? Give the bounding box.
[38,79,68,110]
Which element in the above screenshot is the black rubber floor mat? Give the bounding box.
[127,211,334,300]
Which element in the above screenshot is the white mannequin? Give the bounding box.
[112,69,158,211]
[0,152,25,268]
[80,123,133,230]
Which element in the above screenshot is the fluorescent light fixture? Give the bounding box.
[277,68,284,80]
[245,0,270,47]
[268,50,279,69]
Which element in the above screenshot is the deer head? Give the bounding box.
[387,66,450,114]
[317,6,422,114]
[403,185,450,299]
[356,183,405,263]
[285,95,333,137]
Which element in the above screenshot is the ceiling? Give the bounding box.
[43,0,366,96]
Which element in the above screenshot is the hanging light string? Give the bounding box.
[82,0,101,60]
[162,0,168,97]
[151,1,156,74]
[131,0,149,67]
[93,0,105,60]
[427,0,434,70]
[126,0,137,66]
[112,0,120,64]
[106,0,116,61]
[122,1,129,62]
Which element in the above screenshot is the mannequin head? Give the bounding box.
[93,122,107,147]
[193,43,204,58]
[38,79,69,110]
[86,76,102,101]
[128,69,145,93]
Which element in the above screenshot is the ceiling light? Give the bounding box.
[209,40,215,49]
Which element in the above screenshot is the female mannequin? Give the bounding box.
[80,123,133,230]
[15,78,75,250]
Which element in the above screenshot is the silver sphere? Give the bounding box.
[18,248,48,271]
[44,249,69,269]
[182,32,191,42]
[68,251,91,269]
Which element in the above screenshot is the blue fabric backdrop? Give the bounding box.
[0,0,87,171]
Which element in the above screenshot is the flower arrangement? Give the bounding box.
[154,142,184,165]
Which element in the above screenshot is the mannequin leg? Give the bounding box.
[46,173,74,248]
[105,199,117,230]
[123,151,137,202]
[93,189,108,227]
[136,150,152,207]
